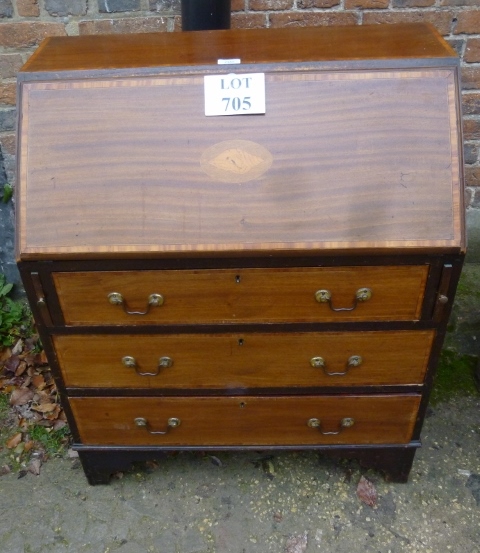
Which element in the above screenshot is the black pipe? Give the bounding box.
[181,0,231,31]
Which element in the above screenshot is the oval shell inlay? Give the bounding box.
[200,139,273,183]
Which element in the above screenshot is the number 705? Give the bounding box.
[222,96,252,111]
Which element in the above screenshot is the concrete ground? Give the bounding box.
[0,396,478,553]
[0,266,479,553]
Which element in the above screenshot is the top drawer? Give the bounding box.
[52,265,428,326]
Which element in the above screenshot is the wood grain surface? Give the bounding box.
[54,330,434,388]
[20,24,455,75]
[18,68,462,258]
[52,266,428,325]
[69,394,421,446]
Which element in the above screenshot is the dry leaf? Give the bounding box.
[43,405,61,420]
[31,374,46,390]
[10,388,34,406]
[34,351,48,365]
[24,336,39,352]
[6,432,22,449]
[19,418,29,431]
[262,459,275,479]
[52,419,67,431]
[28,457,42,476]
[1,333,70,469]
[0,347,12,362]
[13,442,25,455]
[4,355,20,374]
[15,361,28,377]
[356,476,378,507]
[31,403,57,413]
[284,532,308,553]
[33,390,50,403]
[11,340,24,356]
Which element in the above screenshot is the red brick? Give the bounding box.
[249,0,293,9]
[79,17,169,35]
[0,22,66,48]
[461,66,480,90]
[0,108,15,132]
[149,0,178,12]
[0,133,15,157]
[463,92,480,116]
[345,0,388,7]
[465,166,480,187]
[173,12,266,31]
[231,13,267,29]
[45,0,87,16]
[0,0,13,18]
[454,10,480,34]
[0,54,24,79]
[99,0,139,13]
[173,15,182,31]
[446,38,464,56]
[269,12,358,28]
[17,0,40,16]
[441,0,480,6]
[298,0,341,7]
[465,38,480,63]
[0,82,15,105]
[465,186,473,207]
[231,0,245,10]
[363,11,454,35]
[463,119,480,141]
[393,0,435,6]
[465,143,479,165]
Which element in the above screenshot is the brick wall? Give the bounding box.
[1,1,480,285]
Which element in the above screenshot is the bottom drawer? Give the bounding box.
[70,395,420,447]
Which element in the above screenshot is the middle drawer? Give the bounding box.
[54,330,434,389]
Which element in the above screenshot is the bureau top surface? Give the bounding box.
[16,24,464,260]
[20,24,456,77]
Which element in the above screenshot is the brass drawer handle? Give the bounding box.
[122,355,173,376]
[107,292,164,315]
[314,287,372,312]
[307,417,355,435]
[310,355,363,376]
[134,417,181,435]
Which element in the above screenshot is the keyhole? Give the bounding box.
[238,338,244,346]
[239,402,246,408]
[235,275,241,283]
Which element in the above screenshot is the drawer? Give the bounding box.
[54,330,434,388]
[70,394,421,446]
[52,265,428,325]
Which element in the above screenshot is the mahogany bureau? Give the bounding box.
[16,23,465,484]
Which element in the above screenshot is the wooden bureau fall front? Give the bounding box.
[16,23,465,484]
